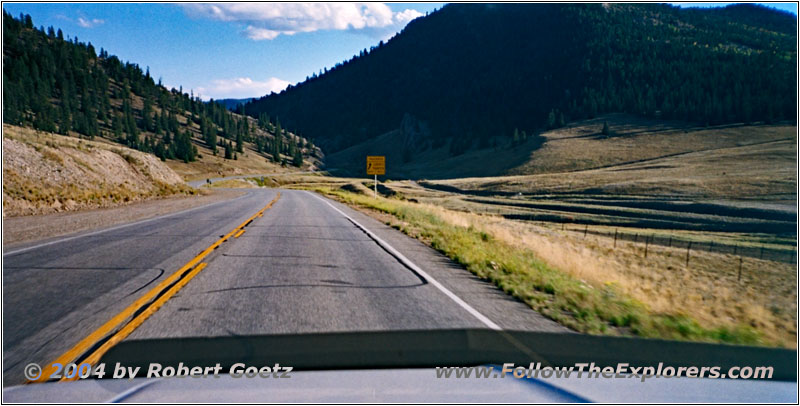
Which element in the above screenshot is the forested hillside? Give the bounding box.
[2,11,313,167]
[244,3,796,155]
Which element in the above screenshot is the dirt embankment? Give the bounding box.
[3,188,243,246]
[3,124,194,217]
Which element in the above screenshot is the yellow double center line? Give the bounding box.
[32,192,281,383]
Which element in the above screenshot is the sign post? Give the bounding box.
[366,156,386,199]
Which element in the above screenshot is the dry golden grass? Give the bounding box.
[380,179,797,346]
[428,207,796,347]
[205,178,258,188]
[434,136,796,200]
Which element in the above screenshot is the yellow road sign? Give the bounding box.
[366,156,385,175]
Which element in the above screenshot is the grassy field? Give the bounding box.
[380,183,796,263]
[373,118,797,261]
[205,178,259,189]
[504,114,795,176]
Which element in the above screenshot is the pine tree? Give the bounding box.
[112,112,123,141]
[271,136,280,162]
[255,136,264,153]
[173,130,196,163]
[292,147,303,167]
[224,141,233,160]
[154,140,166,161]
[142,97,153,131]
[546,109,556,129]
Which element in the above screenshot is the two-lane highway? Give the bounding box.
[127,190,490,339]
[3,189,277,385]
[3,188,566,386]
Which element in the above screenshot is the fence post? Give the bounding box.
[668,235,672,247]
[644,235,649,258]
[686,241,692,267]
[709,241,714,253]
[584,224,588,238]
[759,246,764,260]
[738,257,743,281]
[613,229,618,248]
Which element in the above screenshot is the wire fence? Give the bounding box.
[556,223,797,264]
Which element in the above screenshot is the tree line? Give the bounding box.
[3,11,308,167]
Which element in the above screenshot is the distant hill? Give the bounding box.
[214,98,254,111]
[244,3,797,157]
[2,11,314,169]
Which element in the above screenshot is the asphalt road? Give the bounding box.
[3,189,566,386]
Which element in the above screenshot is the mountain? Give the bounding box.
[215,98,254,111]
[2,11,313,168]
[243,3,797,156]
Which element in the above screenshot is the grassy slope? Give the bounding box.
[506,114,795,175]
[424,116,795,201]
[436,137,796,202]
[326,129,540,179]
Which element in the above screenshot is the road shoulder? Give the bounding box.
[313,191,570,333]
[3,189,245,249]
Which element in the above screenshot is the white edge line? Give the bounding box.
[3,190,255,257]
[308,191,502,331]
[106,378,161,403]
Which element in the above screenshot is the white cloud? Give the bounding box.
[244,26,285,40]
[77,17,104,28]
[181,3,423,40]
[196,77,292,99]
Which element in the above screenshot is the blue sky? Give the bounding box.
[2,3,796,100]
